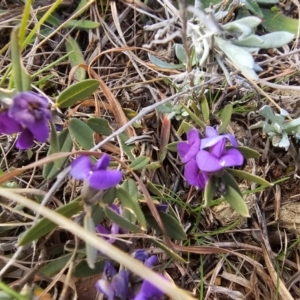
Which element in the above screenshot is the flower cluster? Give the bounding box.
[95,251,166,300]
[177,127,244,189]
[0,91,51,149]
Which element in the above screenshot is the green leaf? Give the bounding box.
[65,36,86,81]
[43,128,73,179]
[150,238,188,263]
[116,186,146,230]
[69,118,94,149]
[144,162,161,169]
[222,172,249,217]
[227,169,273,187]
[147,181,163,197]
[18,198,83,246]
[73,260,106,278]
[204,177,216,207]
[64,19,100,29]
[104,205,142,233]
[49,121,60,154]
[84,214,97,269]
[177,121,194,136]
[10,27,31,92]
[121,179,138,202]
[145,211,187,240]
[241,0,263,17]
[166,141,179,152]
[148,53,184,70]
[40,254,73,277]
[56,79,99,108]
[200,94,210,124]
[262,8,299,34]
[181,104,206,129]
[175,43,187,64]
[87,117,113,136]
[129,156,150,170]
[236,146,260,159]
[119,133,135,161]
[218,104,233,133]
[102,188,117,205]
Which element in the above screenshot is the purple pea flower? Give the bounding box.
[196,126,244,172]
[96,204,126,244]
[1,91,51,149]
[70,154,122,190]
[95,261,129,300]
[177,128,209,189]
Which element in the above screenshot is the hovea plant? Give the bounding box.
[176,125,272,216]
[249,105,300,150]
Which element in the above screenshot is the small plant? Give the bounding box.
[250,105,300,150]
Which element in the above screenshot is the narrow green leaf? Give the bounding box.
[64,20,100,29]
[218,104,233,133]
[236,146,260,159]
[121,179,138,202]
[18,198,83,246]
[57,79,99,108]
[87,117,112,136]
[116,187,147,230]
[73,260,106,278]
[166,141,179,152]
[49,121,60,154]
[262,8,299,34]
[104,205,142,233]
[84,214,97,269]
[204,177,216,207]
[181,104,206,129]
[148,53,184,70]
[129,156,150,170]
[10,27,31,92]
[144,162,161,169]
[102,188,117,205]
[43,129,73,179]
[227,169,272,187]
[69,118,94,149]
[222,172,249,217]
[65,36,86,81]
[145,211,187,240]
[200,94,210,123]
[174,43,187,64]
[241,0,263,17]
[40,254,72,277]
[177,121,194,136]
[150,238,188,263]
[147,181,163,197]
[119,133,135,161]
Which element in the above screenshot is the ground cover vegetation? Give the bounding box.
[0,0,300,299]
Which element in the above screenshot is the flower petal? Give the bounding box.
[95,153,110,170]
[205,126,218,137]
[223,133,238,147]
[210,139,225,158]
[103,261,117,279]
[200,135,224,149]
[177,129,201,163]
[140,278,165,298]
[144,255,158,268]
[184,159,208,189]
[111,270,129,299]
[27,119,49,142]
[96,224,110,235]
[16,128,34,149]
[95,279,115,300]
[219,148,244,168]
[0,111,22,134]
[196,150,222,172]
[70,156,93,180]
[88,170,122,190]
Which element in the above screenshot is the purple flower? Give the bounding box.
[95,261,129,300]
[134,276,166,300]
[0,111,23,134]
[177,128,201,163]
[7,91,51,149]
[70,154,122,190]
[96,205,125,244]
[184,159,209,189]
[196,126,244,172]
